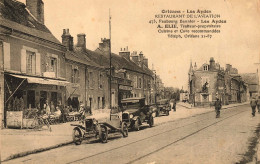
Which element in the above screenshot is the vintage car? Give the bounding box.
[71,110,128,145]
[156,99,171,116]
[121,97,154,131]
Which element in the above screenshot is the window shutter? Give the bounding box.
[3,42,10,70]
[57,57,60,78]
[35,52,41,75]
[21,49,26,73]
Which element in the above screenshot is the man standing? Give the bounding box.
[250,97,257,117]
[257,96,260,113]
[172,99,176,112]
[214,97,222,118]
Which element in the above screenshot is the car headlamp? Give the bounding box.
[129,114,133,119]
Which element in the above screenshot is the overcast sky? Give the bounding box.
[19,0,260,89]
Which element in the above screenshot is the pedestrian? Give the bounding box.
[250,97,257,117]
[257,96,260,113]
[172,99,176,112]
[50,101,56,114]
[44,101,51,115]
[214,97,222,118]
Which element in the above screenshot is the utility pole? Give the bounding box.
[109,9,112,110]
[254,53,260,95]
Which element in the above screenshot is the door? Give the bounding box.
[27,90,35,108]
[51,92,57,107]
[40,91,47,111]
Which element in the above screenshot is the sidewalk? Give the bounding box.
[1,102,249,162]
[178,101,249,109]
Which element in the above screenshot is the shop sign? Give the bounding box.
[119,85,132,91]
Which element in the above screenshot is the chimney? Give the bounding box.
[226,64,232,72]
[26,0,44,24]
[62,29,74,51]
[194,62,197,71]
[143,58,148,67]
[76,33,86,51]
[209,57,215,70]
[98,38,110,52]
[131,52,139,64]
[119,47,130,60]
[139,52,144,63]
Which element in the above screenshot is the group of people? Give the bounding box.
[214,96,260,118]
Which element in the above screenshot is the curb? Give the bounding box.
[178,102,249,110]
[2,140,74,162]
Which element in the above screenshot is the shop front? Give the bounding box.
[118,85,132,107]
[4,73,69,128]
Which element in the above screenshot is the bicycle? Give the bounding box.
[31,114,52,132]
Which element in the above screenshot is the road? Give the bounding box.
[4,105,260,164]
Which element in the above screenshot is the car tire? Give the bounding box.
[72,128,82,145]
[134,120,140,131]
[166,111,169,116]
[149,116,154,127]
[121,122,128,137]
[99,125,108,143]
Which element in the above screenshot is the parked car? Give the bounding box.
[156,99,171,116]
[121,97,154,131]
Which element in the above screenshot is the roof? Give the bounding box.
[240,73,259,85]
[65,50,103,69]
[0,0,61,45]
[94,48,153,77]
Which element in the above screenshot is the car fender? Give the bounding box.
[73,126,84,137]
[132,116,139,121]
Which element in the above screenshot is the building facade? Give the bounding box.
[1,0,68,126]
[188,57,248,107]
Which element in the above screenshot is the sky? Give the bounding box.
[19,0,260,90]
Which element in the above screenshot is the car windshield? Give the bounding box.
[122,102,140,109]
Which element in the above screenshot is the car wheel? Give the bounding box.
[166,111,169,116]
[121,122,128,137]
[72,128,82,145]
[134,120,140,131]
[99,125,108,143]
[149,116,154,127]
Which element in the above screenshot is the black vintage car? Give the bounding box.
[121,97,154,131]
[156,99,171,116]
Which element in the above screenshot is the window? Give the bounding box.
[203,65,209,71]
[49,57,57,75]
[26,51,36,74]
[98,72,103,89]
[72,66,79,83]
[134,76,137,88]
[89,72,94,88]
[138,77,142,89]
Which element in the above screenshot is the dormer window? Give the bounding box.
[203,65,209,71]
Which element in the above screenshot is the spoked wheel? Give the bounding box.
[121,122,128,137]
[99,126,108,143]
[149,116,154,127]
[72,128,82,145]
[42,118,52,132]
[134,119,140,131]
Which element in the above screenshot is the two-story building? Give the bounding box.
[188,57,248,107]
[61,30,109,110]
[1,0,68,126]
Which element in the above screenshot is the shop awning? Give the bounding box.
[10,74,70,86]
